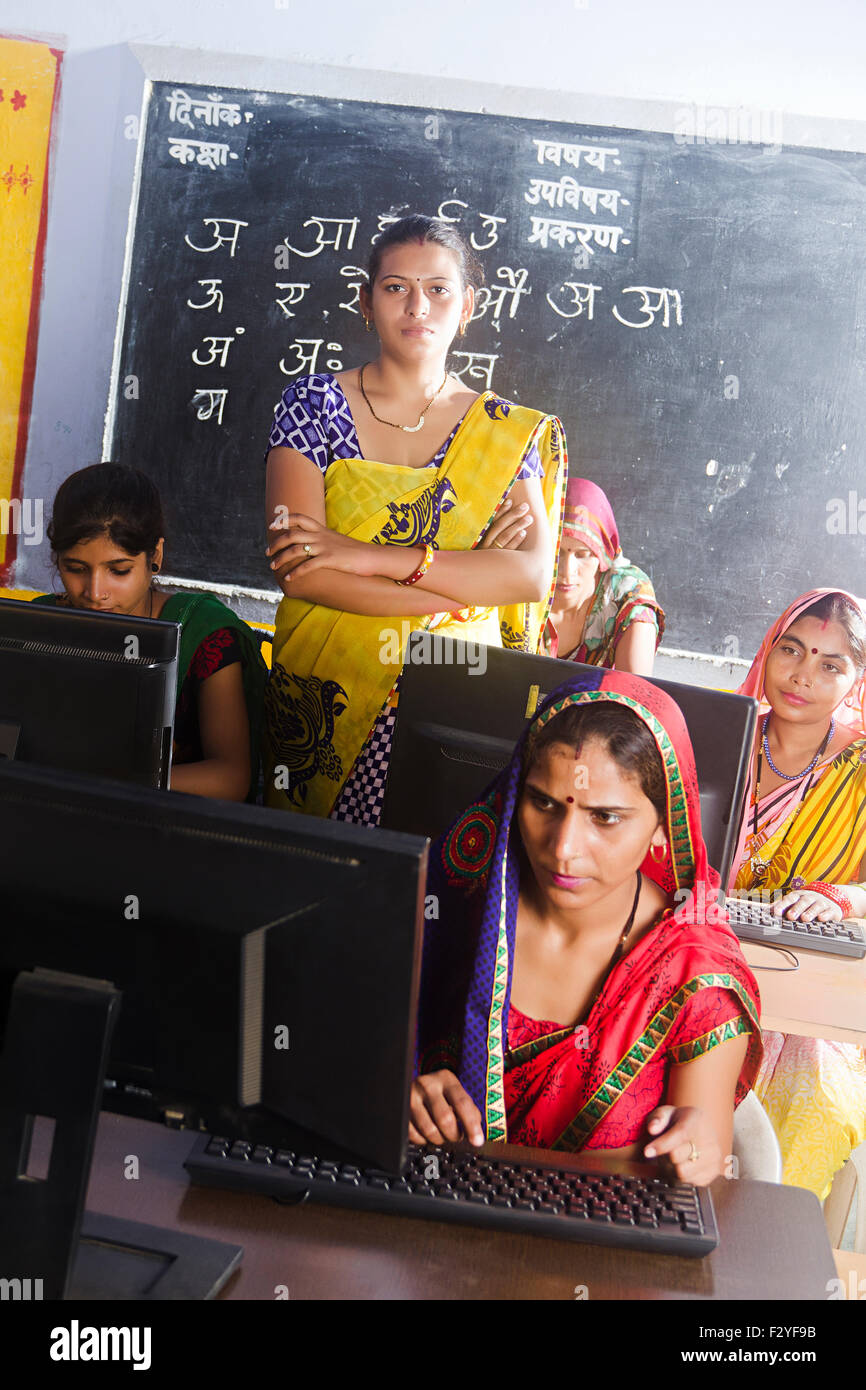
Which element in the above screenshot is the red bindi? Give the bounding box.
[812,647,818,654]
[566,795,574,804]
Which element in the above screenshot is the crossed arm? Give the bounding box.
[264,446,553,614]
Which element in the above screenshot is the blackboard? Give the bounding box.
[110,80,866,656]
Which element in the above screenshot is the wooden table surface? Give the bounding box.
[78,1112,838,1301]
[742,937,866,1044]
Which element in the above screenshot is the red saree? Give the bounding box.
[418,670,762,1149]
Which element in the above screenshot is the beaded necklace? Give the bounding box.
[749,714,835,885]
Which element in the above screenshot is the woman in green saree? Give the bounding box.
[264,214,567,824]
[34,463,266,802]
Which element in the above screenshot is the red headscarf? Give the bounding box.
[560,477,620,572]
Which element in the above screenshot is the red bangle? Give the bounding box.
[803,881,853,917]
[396,543,434,587]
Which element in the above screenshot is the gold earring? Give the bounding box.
[459,320,467,337]
[650,843,667,863]
[365,317,373,333]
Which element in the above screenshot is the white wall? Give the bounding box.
[5,0,866,121]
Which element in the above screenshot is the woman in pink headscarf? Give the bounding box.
[728,588,866,1199]
[541,478,665,675]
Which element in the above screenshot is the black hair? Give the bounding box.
[524,700,668,824]
[366,214,484,291]
[47,464,164,560]
[793,593,866,671]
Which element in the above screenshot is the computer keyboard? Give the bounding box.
[185,1134,719,1257]
[725,896,866,958]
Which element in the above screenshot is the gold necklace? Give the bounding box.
[358,364,449,434]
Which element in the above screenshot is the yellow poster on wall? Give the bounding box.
[0,34,62,580]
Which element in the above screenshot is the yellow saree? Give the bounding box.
[732,738,866,1198]
[264,392,566,818]
[733,738,866,893]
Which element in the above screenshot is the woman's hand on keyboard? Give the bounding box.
[642,1105,723,1186]
[770,888,843,923]
[409,1070,485,1148]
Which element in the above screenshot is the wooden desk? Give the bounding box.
[742,938,866,1044]
[82,1113,836,1301]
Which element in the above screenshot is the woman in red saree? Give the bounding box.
[414,670,762,1183]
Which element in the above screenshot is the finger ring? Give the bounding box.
[688,1141,700,1163]
[492,540,505,549]
[303,543,313,555]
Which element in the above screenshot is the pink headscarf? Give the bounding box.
[560,477,620,572]
[737,588,866,734]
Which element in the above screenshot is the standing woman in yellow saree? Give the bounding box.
[263,215,566,823]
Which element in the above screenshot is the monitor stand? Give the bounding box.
[0,968,242,1300]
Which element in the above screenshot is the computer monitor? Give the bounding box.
[380,634,758,886]
[0,596,178,788]
[0,759,427,1296]
[0,758,426,1170]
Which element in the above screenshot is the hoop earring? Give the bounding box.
[364,317,373,333]
[650,843,667,863]
[459,320,467,337]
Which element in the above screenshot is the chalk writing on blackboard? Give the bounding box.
[435,200,508,249]
[284,217,359,258]
[471,267,531,327]
[184,218,248,256]
[187,279,224,312]
[450,353,498,390]
[191,333,243,367]
[525,176,629,219]
[168,138,239,170]
[192,388,227,425]
[338,266,368,313]
[533,139,621,172]
[279,340,345,377]
[612,287,683,329]
[166,89,246,128]
[527,217,630,255]
[274,283,310,317]
[546,281,601,319]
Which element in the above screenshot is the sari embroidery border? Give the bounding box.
[504,1025,575,1072]
[668,1014,753,1065]
[484,847,511,1142]
[532,689,695,889]
[551,972,759,1151]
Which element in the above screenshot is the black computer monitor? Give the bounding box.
[0,596,178,788]
[0,759,427,1296]
[381,634,757,885]
[0,758,426,1169]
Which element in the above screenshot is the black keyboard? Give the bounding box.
[725,896,866,958]
[185,1134,719,1257]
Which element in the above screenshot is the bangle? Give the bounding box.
[396,543,434,587]
[803,881,853,917]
